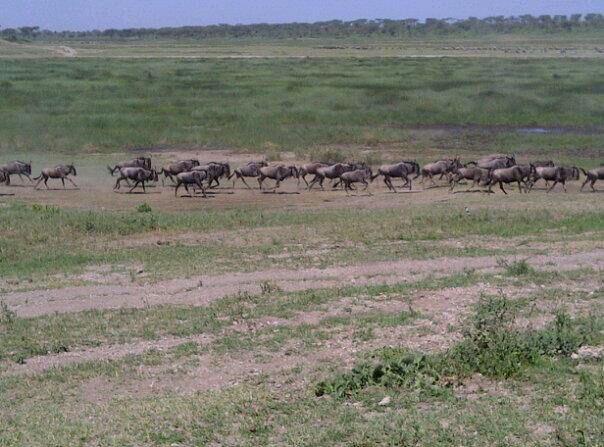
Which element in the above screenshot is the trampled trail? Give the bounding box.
[5,249,604,318]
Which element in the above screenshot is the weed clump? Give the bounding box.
[498,258,534,276]
[316,294,596,398]
[136,203,152,213]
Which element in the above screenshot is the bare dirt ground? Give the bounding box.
[5,248,603,318]
[0,148,602,213]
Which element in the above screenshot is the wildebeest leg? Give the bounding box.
[581,178,589,191]
[562,181,567,193]
[301,174,309,188]
[142,181,146,193]
[18,174,25,183]
[499,182,507,194]
[129,181,140,193]
[239,175,253,190]
[384,177,395,192]
[591,180,597,192]
[547,181,557,193]
[44,177,49,189]
[362,179,369,191]
[257,176,264,190]
[61,178,66,189]
[34,177,44,190]
[66,177,78,188]
[196,180,207,198]
[174,182,181,197]
[517,181,523,193]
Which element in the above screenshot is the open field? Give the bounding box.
[2,34,604,59]
[1,36,604,446]
[1,56,604,155]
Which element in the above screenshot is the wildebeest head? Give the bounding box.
[68,164,77,176]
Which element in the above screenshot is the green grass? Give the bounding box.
[1,201,603,281]
[1,57,604,154]
[1,287,602,446]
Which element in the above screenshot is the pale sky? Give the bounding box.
[3,0,604,31]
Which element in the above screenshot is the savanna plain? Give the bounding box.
[1,35,603,446]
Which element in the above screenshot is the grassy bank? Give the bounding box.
[1,57,604,154]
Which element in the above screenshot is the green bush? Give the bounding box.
[136,202,153,213]
[316,294,597,398]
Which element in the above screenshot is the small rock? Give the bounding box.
[378,396,391,406]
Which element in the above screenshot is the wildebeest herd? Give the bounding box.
[1,155,603,197]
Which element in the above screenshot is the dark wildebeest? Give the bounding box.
[533,166,580,193]
[580,167,604,192]
[228,161,268,189]
[193,162,231,188]
[514,164,537,183]
[469,156,516,170]
[297,162,328,187]
[174,171,208,198]
[308,163,355,191]
[107,157,151,176]
[0,167,8,184]
[341,167,373,195]
[421,158,462,186]
[113,167,158,193]
[258,165,299,190]
[527,160,556,187]
[0,160,33,185]
[159,159,200,185]
[371,163,415,192]
[448,166,491,192]
[487,166,527,194]
[33,164,78,190]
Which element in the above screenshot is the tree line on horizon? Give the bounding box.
[2,13,604,41]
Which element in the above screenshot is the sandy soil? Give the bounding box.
[5,248,603,318]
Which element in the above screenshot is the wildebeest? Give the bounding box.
[228,161,268,189]
[0,168,7,184]
[159,159,200,185]
[33,164,78,190]
[421,158,462,186]
[514,164,537,183]
[530,166,580,193]
[580,167,604,192]
[308,163,355,191]
[341,167,373,195]
[469,156,516,170]
[532,160,555,168]
[107,157,151,176]
[113,167,158,193]
[193,162,231,188]
[297,162,328,187]
[448,166,491,192]
[0,160,33,185]
[174,170,208,198]
[258,165,299,190]
[371,162,415,192]
[487,166,527,194]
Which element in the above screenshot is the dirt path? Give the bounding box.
[5,249,604,318]
[54,45,77,57]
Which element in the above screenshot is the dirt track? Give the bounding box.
[6,248,603,318]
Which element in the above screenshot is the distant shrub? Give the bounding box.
[136,202,152,213]
[498,258,533,276]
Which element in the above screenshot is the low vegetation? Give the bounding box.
[1,57,604,154]
[316,294,600,398]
